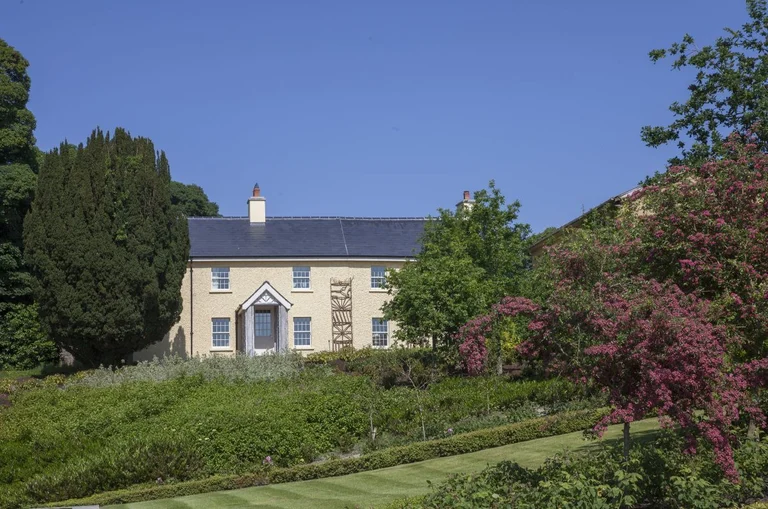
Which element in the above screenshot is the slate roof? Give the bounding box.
[189,217,427,259]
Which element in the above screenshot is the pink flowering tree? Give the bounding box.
[579,279,746,476]
[624,135,768,367]
[622,135,768,437]
[456,296,539,375]
[459,273,755,477]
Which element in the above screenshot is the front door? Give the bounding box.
[253,308,275,354]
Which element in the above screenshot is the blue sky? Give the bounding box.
[1,0,743,232]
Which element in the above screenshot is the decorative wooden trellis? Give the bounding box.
[330,278,353,351]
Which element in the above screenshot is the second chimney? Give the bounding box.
[456,190,474,212]
[248,183,266,223]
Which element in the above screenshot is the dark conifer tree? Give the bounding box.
[24,128,189,366]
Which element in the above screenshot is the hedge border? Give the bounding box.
[46,407,609,507]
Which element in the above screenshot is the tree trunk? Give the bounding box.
[623,422,630,461]
[496,352,503,376]
[419,402,426,441]
[748,416,758,441]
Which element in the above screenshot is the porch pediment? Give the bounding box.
[240,281,293,310]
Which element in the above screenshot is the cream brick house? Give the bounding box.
[134,185,452,360]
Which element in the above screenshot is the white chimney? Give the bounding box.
[248,183,266,223]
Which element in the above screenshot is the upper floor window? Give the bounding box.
[293,266,311,289]
[371,266,386,289]
[211,267,230,290]
[293,317,311,347]
[372,318,389,348]
[212,318,230,348]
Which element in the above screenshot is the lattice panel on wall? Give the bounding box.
[330,278,353,351]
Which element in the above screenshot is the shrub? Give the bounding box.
[45,408,608,508]
[71,352,307,387]
[410,428,768,509]
[24,435,206,503]
[0,304,59,370]
[0,358,599,507]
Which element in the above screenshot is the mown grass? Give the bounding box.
[110,418,660,509]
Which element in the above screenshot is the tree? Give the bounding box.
[169,180,219,217]
[0,38,57,368]
[24,128,189,367]
[382,181,530,354]
[460,272,754,479]
[578,280,742,475]
[382,254,492,348]
[642,0,768,165]
[625,135,768,367]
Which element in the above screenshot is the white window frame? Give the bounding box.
[211,267,230,291]
[371,266,386,289]
[293,317,311,347]
[292,266,311,289]
[211,318,230,349]
[372,318,389,348]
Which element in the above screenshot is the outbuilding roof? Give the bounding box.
[188,216,427,259]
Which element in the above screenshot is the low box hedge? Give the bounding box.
[49,407,608,507]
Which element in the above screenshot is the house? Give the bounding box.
[528,186,641,259]
[134,185,468,360]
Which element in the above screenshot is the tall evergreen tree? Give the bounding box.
[24,128,190,366]
[0,38,57,368]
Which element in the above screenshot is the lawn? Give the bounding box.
[111,418,659,509]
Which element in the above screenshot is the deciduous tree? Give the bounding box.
[382,181,530,351]
[642,0,768,165]
[169,180,219,217]
[0,37,57,368]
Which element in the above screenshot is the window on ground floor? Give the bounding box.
[293,317,311,347]
[212,318,230,348]
[372,318,389,348]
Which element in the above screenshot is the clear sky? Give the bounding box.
[1,0,743,232]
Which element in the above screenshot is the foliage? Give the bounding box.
[409,430,768,509]
[457,297,539,375]
[26,408,608,509]
[642,0,768,166]
[0,302,57,369]
[574,279,743,477]
[624,136,768,365]
[495,272,756,477]
[71,353,306,387]
[169,180,220,217]
[23,128,190,366]
[0,38,52,368]
[457,138,768,477]
[0,365,596,507]
[383,181,531,350]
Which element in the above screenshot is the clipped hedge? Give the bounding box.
[50,407,609,507]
